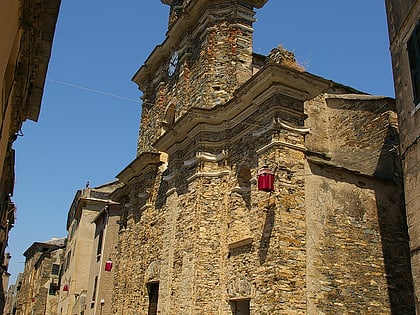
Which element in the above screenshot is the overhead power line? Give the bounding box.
[46,78,141,103]
[45,78,398,167]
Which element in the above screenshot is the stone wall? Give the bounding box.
[117,1,415,313]
[306,163,413,314]
[385,1,420,311]
[114,83,312,314]
[304,92,414,314]
[112,69,415,313]
[136,2,257,155]
[15,241,64,315]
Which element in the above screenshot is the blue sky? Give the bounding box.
[8,1,393,284]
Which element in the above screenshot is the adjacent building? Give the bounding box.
[385,1,420,313]
[0,0,61,311]
[57,182,121,315]
[7,1,418,314]
[85,203,122,315]
[110,0,415,314]
[4,273,22,315]
[15,238,66,315]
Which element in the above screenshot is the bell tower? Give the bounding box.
[132,0,268,155]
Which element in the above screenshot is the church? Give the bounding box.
[74,0,416,314]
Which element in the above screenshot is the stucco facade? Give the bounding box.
[111,1,415,314]
[57,182,122,315]
[57,183,118,315]
[385,1,420,312]
[86,203,122,315]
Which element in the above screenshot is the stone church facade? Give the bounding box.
[109,0,415,314]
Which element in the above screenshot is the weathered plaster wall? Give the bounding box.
[87,205,121,315]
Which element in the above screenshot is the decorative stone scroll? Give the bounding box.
[183,150,229,168]
[275,118,310,134]
[227,277,253,299]
[145,260,161,283]
[252,118,310,138]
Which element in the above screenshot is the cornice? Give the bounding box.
[116,152,163,184]
[18,0,61,122]
[154,64,332,153]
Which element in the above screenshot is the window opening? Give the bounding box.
[230,299,250,315]
[49,283,59,295]
[92,275,98,302]
[408,23,420,105]
[96,230,104,260]
[147,282,159,315]
[51,264,60,275]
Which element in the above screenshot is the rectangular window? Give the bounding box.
[51,264,60,275]
[408,23,420,105]
[92,275,98,302]
[147,282,159,315]
[49,283,59,295]
[63,250,71,272]
[96,230,104,260]
[230,299,250,315]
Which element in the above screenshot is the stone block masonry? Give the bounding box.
[112,0,415,313]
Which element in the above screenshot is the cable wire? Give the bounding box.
[46,78,141,103]
[45,78,401,168]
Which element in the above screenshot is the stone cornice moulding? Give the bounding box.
[116,152,163,184]
[66,186,116,229]
[276,118,310,134]
[68,196,112,231]
[323,93,392,101]
[251,119,275,138]
[154,64,331,154]
[18,0,61,122]
[256,139,306,155]
[159,105,304,157]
